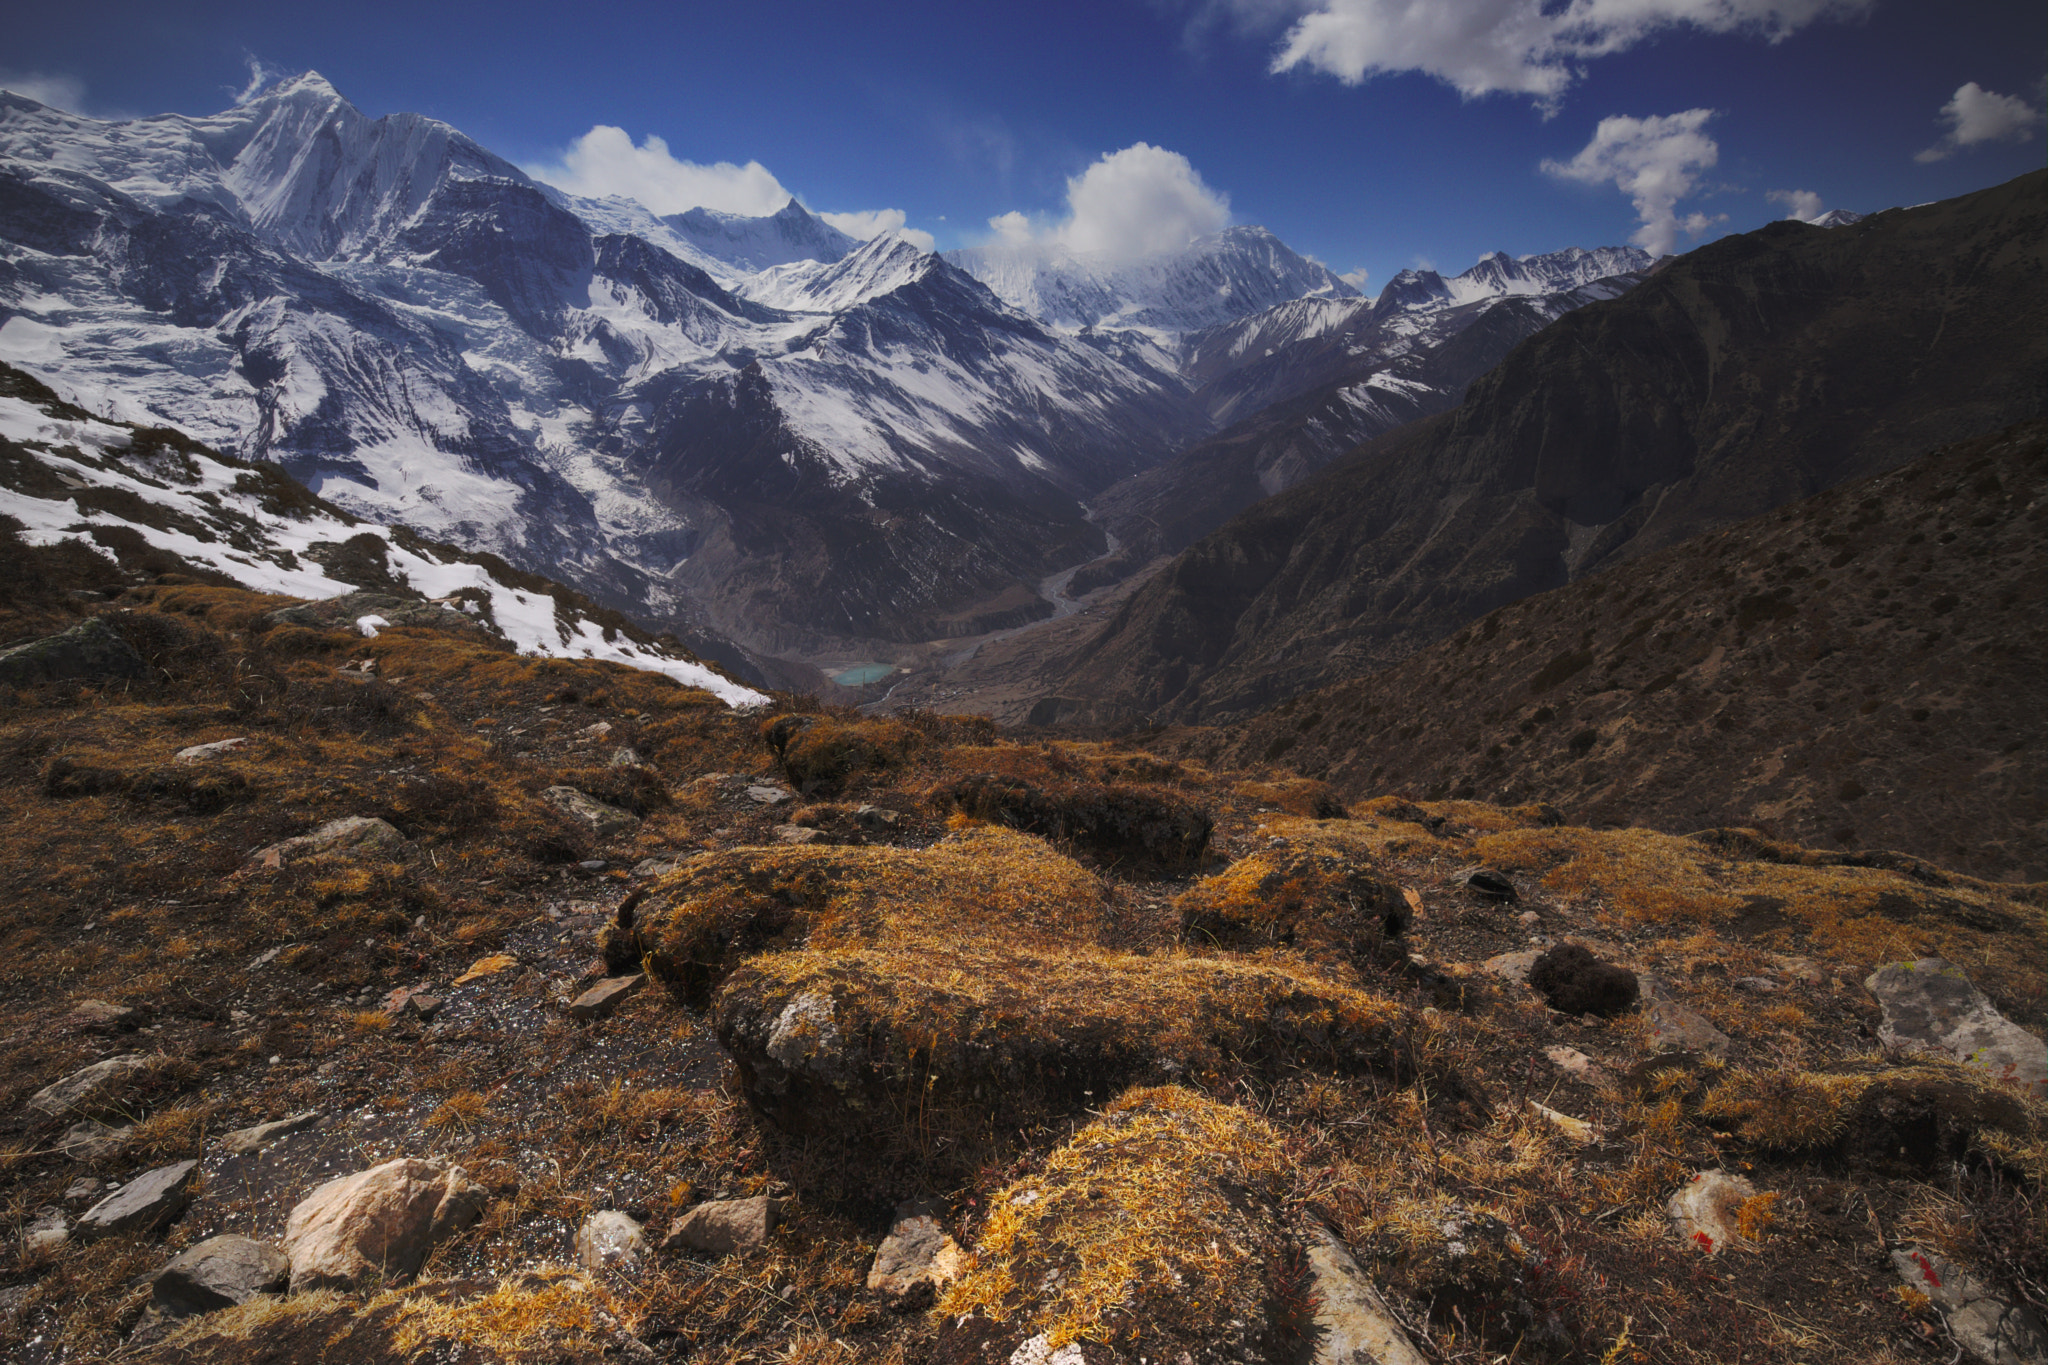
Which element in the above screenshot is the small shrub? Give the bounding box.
[1527,943,1639,1016]
[930,772,1213,870]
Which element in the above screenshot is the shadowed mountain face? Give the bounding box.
[1047,172,2048,726]
[1148,421,2048,883]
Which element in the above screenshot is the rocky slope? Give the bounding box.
[1143,420,2048,883]
[0,564,2040,1363]
[1046,170,2048,725]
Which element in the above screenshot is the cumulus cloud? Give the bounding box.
[1542,109,1726,256]
[1223,0,1868,109]
[1766,188,1825,221]
[1914,82,2041,162]
[527,126,795,216]
[986,143,1231,261]
[0,70,89,113]
[818,208,936,252]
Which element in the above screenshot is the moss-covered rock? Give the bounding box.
[1174,817,1410,968]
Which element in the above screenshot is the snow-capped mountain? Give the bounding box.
[946,226,1356,338]
[665,200,858,273]
[0,74,1202,654]
[1806,209,1865,228]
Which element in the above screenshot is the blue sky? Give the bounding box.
[5,1,2042,288]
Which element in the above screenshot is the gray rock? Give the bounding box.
[745,785,793,806]
[218,1110,323,1156]
[1866,959,2047,1099]
[1639,977,1731,1059]
[543,786,641,840]
[175,737,248,762]
[772,823,824,844]
[607,747,643,768]
[664,1195,776,1257]
[152,1235,290,1317]
[1302,1226,1430,1365]
[1455,867,1519,902]
[576,1210,647,1273]
[22,1208,68,1254]
[632,855,685,878]
[569,974,645,1022]
[1665,1170,1757,1256]
[264,592,481,637]
[76,1160,198,1240]
[28,1053,151,1118]
[64,1177,103,1203]
[1482,949,1541,985]
[247,816,405,870]
[867,1200,967,1307]
[0,616,147,687]
[1892,1245,2047,1365]
[57,1119,131,1161]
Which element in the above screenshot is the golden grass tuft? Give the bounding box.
[1175,816,1409,965]
[937,1085,1290,1352]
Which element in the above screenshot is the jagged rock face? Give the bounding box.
[1051,171,2048,725]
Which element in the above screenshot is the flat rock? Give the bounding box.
[543,786,641,841]
[745,785,793,806]
[28,1053,150,1117]
[153,1235,290,1317]
[867,1200,967,1307]
[283,1157,488,1292]
[569,974,645,1022]
[247,816,404,870]
[1893,1245,2048,1365]
[771,823,824,844]
[64,1177,102,1203]
[175,737,248,762]
[1866,959,2047,1098]
[1302,1226,1430,1365]
[57,1119,131,1161]
[1665,1170,1757,1256]
[575,1210,647,1273]
[1639,977,1731,1059]
[219,1110,323,1156]
[0,616,147,687]
[1482,949,1541,985]
[77,1160,198,1240]
[63,999,139,1033]
[664,1195,775,1257]
[1544,1045,1600,1079]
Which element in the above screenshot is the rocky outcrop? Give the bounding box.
[0,616,147,687]
[1866,959,2047,1098]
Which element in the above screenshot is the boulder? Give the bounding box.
[663,1195,775,1257]
[152,1235,290,1317]
[1865,959,2047,1098]
[543,786,641,841]
[27,1053,151,1118]
[575,1210,647,1273]
[745,785,793,806]
[1640,978,1732,1059]
[283,1158,488,1292]
[76,1160,198,1240]
[1302,1226,1430,1365]
[1666,1170,1758,1255]
[247,816,404,870]
[1483,949,1542,985]
[0,616,147,687]
[218,1110,322,1156]
[63,999,139,1033]
[866,1200,967,1308]
[569,974,645,1022]
[1892,1245,2048,1365]
[1456,866,1519,902]
[57,1119,132,1161]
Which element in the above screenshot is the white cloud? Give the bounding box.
[1766,188,1825,221]
[1914,82,2042,163]
[1228,0,1868,110]
[0,70,89,113]
[526,126,795,217]
[986,143,1231,261]
[818,209,936,252]
[231,55,288,107]
[1339,267,1371,288]
[1542,109,1726,256]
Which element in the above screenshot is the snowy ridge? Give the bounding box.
[664,199,859,273]
[0,380,765,705]
[946,225,1357,337]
